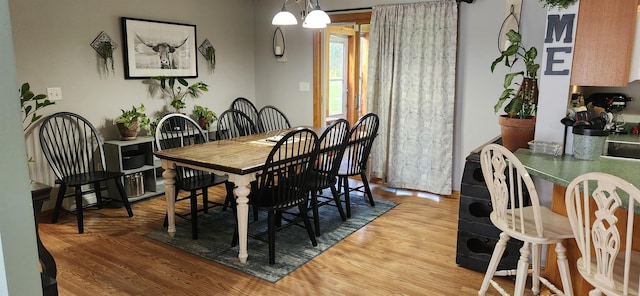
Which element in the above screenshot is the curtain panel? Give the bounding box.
[367,0,457,195]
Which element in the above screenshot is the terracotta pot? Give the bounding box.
[197,116,212,130]
[498,116,536,152]
[117,121,138,140]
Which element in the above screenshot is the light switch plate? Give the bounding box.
[47,87,62,101]
[299,82,310,92]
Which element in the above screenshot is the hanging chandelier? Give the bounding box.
[272,0,331,29]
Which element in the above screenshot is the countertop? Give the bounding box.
[514,149,640,213]
[607,133,640,144]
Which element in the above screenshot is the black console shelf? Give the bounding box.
[455,137,523,272]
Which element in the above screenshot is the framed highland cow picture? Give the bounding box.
[121,17,198,79]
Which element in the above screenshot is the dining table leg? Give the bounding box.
[229,173,253,264]
[161,161,177,234]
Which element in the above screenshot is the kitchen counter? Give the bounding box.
[514,149,640,213]
[515,148,640,294]
[607,133,640,145]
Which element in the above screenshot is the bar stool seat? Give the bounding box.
[478,144,574,296]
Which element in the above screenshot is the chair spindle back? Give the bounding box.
[480,144,543,237]
[216,109,258,140]
[340,113,379,176]
[565,172,640,295]
[39,112,106,180]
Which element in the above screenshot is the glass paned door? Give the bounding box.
[322,24,369,126]
[328,35,348,119]
[313,12,371,127]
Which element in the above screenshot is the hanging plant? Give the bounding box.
[198,39,216,72]
[90,31,118,74]
[97,41,115,72]
[205,46,216,71]
[539,0,578,9]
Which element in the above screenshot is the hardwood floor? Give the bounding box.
[38,179,522,295]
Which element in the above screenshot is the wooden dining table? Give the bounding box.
[153,128,320,263]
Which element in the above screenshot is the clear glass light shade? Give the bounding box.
[272,10,298,25]
[302,9,330,28]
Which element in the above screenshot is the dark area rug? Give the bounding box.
[145,194,397,282]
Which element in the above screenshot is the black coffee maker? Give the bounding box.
[585,93,632,113]
[586,93,632,133]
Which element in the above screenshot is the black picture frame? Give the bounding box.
[121,17,198,79]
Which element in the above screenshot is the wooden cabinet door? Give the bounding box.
[570,0,638,87]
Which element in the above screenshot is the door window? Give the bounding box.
[328,35,348,119]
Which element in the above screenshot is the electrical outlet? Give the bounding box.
[47,87,62,101]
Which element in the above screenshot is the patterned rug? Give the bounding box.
[145,194,397,282]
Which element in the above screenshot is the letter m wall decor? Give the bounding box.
[536,3,579,145]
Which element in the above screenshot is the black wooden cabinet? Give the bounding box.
[455,138,522,272]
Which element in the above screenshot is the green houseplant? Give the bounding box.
[20,82,54,132]
[490,29,540,151]
[151,76,209,113]
[117,104,150,140]
[20,82,54,163]
[539,0,578,9]
[491,29,539,119]
[205,46,216,72]
[192,105,217,130]
[97,41,115,73]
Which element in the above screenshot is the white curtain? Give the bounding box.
[367,1,457,195]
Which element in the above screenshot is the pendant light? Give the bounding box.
[303,1,331,28]
[272,3,298,25]
[272,0,331,28]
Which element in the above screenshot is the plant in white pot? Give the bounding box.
[490,29,540,151]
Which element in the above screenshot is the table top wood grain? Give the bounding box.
[153,128,323,175]
[154,134,271,175]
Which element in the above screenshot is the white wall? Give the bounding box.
[253,0,316,126]
[10,0,256,193]
[457,1,547,188]
[0,0,41,293]
[254,0,548,191]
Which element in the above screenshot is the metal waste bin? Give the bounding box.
[573,126,609,160]
[125,172,145,197]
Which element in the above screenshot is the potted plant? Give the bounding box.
[539,0,578,9]
[490,29,540,151]
[20,82,54,163]
[117,104,150,140]
[151,76,209,113]
[20,82,54,133]
[192,105,217,130]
